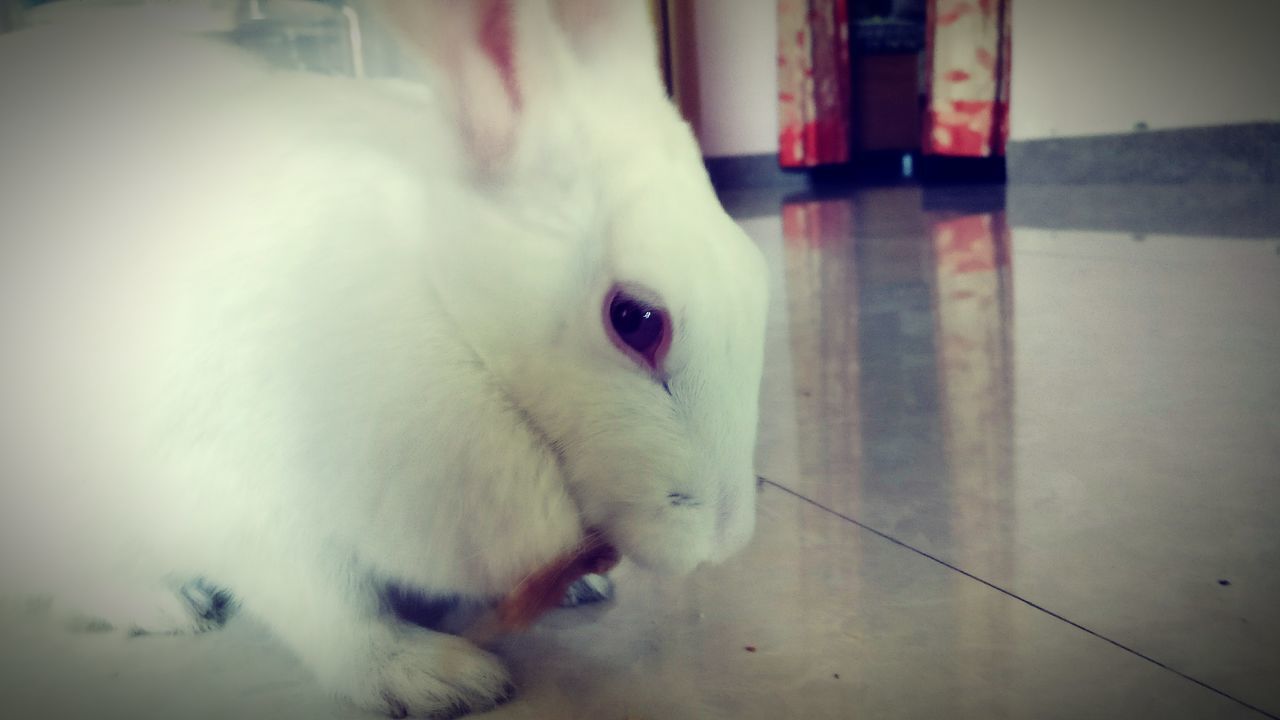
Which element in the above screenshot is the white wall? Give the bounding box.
[1010,0,1280,140]
[688,0,779,158]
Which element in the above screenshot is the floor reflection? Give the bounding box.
[776,189,1015,546]
[761,184,1279,717]
[778,190,1020,716]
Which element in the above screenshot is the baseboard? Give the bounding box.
[704,153,810,192]
[1008,122,1280,185]
[707,150,1009,193]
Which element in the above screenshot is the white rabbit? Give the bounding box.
[0,1,768,717]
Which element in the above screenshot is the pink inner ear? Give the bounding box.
[478,0,522,111]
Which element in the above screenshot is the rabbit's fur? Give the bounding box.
[0,1,768,716]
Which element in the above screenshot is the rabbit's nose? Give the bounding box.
[667,491,699,507]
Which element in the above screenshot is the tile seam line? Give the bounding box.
[758,477,1278,720]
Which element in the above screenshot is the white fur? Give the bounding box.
[0,1,767,716]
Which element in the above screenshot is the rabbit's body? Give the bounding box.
[0,2,768,717]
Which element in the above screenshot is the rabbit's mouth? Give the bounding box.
[460,528,619,643]
[500,527,618,628]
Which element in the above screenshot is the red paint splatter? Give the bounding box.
[779,124,804,166]
[952,99,995,114]
[937,2,974,26]
[745,645,757,652]
[975,48,995,71]
[779,114,851,167]
[945,69,972,83]
[925,103,996,157]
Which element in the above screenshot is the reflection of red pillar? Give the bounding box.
[930,210,1015,713]
[781,198,864,678]
[782,199,855,249]
[780,198,863,576]
[930,211,1013,503]
[932,213,1012,498]
[994,211,1013,323]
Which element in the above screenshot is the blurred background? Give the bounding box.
[3,0,1275,191]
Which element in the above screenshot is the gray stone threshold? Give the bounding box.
[1008,122,1279,185]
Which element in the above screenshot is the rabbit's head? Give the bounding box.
[386,0,768,574]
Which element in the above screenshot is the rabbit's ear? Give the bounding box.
[551,0,665,95]
[381,0,562,172]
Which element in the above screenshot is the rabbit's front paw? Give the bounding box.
[339,629,514,719]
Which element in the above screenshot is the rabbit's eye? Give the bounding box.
[607,292,668,371]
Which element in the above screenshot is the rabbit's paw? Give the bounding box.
[340,629,514,719]
[559,573,614,608]
[175,578,239,629]
[66,578,235,636]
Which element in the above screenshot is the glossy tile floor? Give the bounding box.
[2,183,1277,719]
